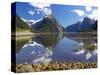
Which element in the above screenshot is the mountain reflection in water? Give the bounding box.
[16,33,97,64]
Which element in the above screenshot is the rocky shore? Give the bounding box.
[12,62,97,73]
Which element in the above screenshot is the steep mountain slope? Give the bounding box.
[11,15,32,31]
[80,17,95,32]
[91,21,97,31]
[31,15,63,33]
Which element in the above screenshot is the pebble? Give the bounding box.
[15,62,97,73]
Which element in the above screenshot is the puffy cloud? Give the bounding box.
[29,3,52,15]
[43,7,52,15]
[29,3,51,10]
[71,7,97,21]
[71,9,85,17]
[37,11,41,14]
[85,6,97,20]
[28,10,35,15]
[87,9,97,20]
[85,6,92,12]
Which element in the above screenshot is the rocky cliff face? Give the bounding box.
[31,15,63,33]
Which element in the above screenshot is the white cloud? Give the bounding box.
[21,17,43,27]
[71,7,97,21]
[87,9,97,20]
[29,3,52,15]
[21,18,27,22]
[85,6,92,12]
[71,9,85,17]
[21,18,34,27]
[30,51,35,55]
[28,10,35,15]
[37,11,40,14]
[33,56,45,63]
[74,50,85,55]
[28,19,35,23]
[43,8,52,15]
[29,3,51,10]
[45,49,53,57]
[32,41,44,47]
[33,56,52,64]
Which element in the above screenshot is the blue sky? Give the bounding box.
[15,2,97,27]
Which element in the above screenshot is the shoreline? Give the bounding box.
[11,32,97,36]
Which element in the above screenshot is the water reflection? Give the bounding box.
[16,33,97,64]
[16,41,54,64]
[31,33,63,49]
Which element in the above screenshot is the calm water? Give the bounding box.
[16,33,97,64]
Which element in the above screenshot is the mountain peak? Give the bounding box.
[65,17,96,32]
[83,17,95,25]
[83,17,91,21]
[44,14,53,19]
[31,14,63,33]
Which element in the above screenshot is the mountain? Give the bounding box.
[91,21,97,31]
[31,15,63,33]
[64,21,82,32]
[80,17,95,32]
[11,15,32,31]
[65,17,96,32]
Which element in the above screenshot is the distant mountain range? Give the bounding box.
[65,17,97,32]
[64,21,82,32]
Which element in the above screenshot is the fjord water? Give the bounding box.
[16,33,97,64]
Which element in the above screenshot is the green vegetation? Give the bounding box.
[16,28,32,32]
[15,15,32,31]
[16,39,29,53]
[84,44,96,51]
[12,15,32,32]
